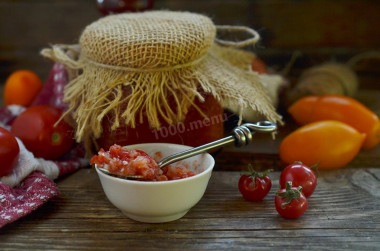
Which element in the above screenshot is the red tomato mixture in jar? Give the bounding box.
[90,144,198,181]
[97,92,224,152]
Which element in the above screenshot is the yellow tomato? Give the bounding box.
[279,120,365,170]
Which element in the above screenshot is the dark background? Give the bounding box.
[1,0,379,88]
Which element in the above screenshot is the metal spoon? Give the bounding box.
[97,121,277,180]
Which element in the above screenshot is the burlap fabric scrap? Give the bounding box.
[41,10,282,153]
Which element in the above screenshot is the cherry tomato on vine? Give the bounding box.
[0,127,20,177]
[11,105,74,160]
[275,181,308,219]
[238,164,272,202]
[280,162,317,198]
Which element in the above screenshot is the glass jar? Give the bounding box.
[97,92,225,149]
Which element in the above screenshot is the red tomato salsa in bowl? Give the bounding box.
[90,144,198,181]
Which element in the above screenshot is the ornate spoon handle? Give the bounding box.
[157,121,277,168]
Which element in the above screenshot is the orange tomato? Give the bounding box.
[3,70,43,106]
[279,120,365,170]
[287,96,318,125]
[288,95,380,149]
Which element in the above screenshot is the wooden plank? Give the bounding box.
[1,231,379,250]
[0,169,379,249]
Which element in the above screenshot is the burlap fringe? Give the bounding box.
[42,43,282,153]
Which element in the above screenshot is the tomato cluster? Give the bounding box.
[0,69,76,178]
[238,162,317,219]
[275,162,317,219]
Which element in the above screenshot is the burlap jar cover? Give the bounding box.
[42,10,282,153]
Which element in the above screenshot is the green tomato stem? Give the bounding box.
[276,181,303,208]
[242,164,272,188]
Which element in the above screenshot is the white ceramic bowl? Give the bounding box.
[95,143,215,223]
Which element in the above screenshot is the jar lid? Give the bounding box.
[79,11,216,69]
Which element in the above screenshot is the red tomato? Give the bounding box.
[251,57,268,74]
[275,181,308,219]
[0,127,20,177]
[238,164,272,202]
[11,105,74,160]
[280,162,317,197]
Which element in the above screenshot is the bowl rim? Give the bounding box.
[95,142,215,185]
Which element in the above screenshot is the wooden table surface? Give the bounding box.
[1,165,379,250]
[1,1,380,250]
